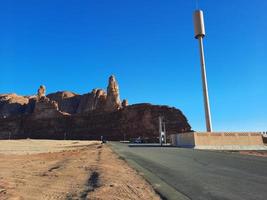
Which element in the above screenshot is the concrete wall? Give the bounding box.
[170,132,195,147]
[171,132,266,150]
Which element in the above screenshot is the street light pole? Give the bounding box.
[194,10,213,132]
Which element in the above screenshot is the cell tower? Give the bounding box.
[193,10,213,132]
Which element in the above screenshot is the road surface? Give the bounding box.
[110,142,267,200]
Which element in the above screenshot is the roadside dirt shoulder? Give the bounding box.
[0,140,160,200]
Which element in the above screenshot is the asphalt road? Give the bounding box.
[110,142,267,200]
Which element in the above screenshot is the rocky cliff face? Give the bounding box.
[0,75,192,140]
[76,89,107,113]
[0,104,191,140]
[47,91,81,114]
[33,96,65,119]
[0,94,33,118]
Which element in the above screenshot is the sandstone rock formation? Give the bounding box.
[48,76,122,114]
[0,75,192,140]
[37,85,46,100]
[0,94,31,118]
[33,97,63,119]
[122,99,128,108]
[33,85,65,119]
[104,75,121,111]
[76,89,107,113]
[47,91,81,114]
[0,76,122,118]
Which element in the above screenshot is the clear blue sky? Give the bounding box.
[0,0,266,131]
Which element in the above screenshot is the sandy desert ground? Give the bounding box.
[0,140,160,200]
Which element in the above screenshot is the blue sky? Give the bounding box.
[0,0,266,131]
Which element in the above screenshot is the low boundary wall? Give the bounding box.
[170,132,266,150]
